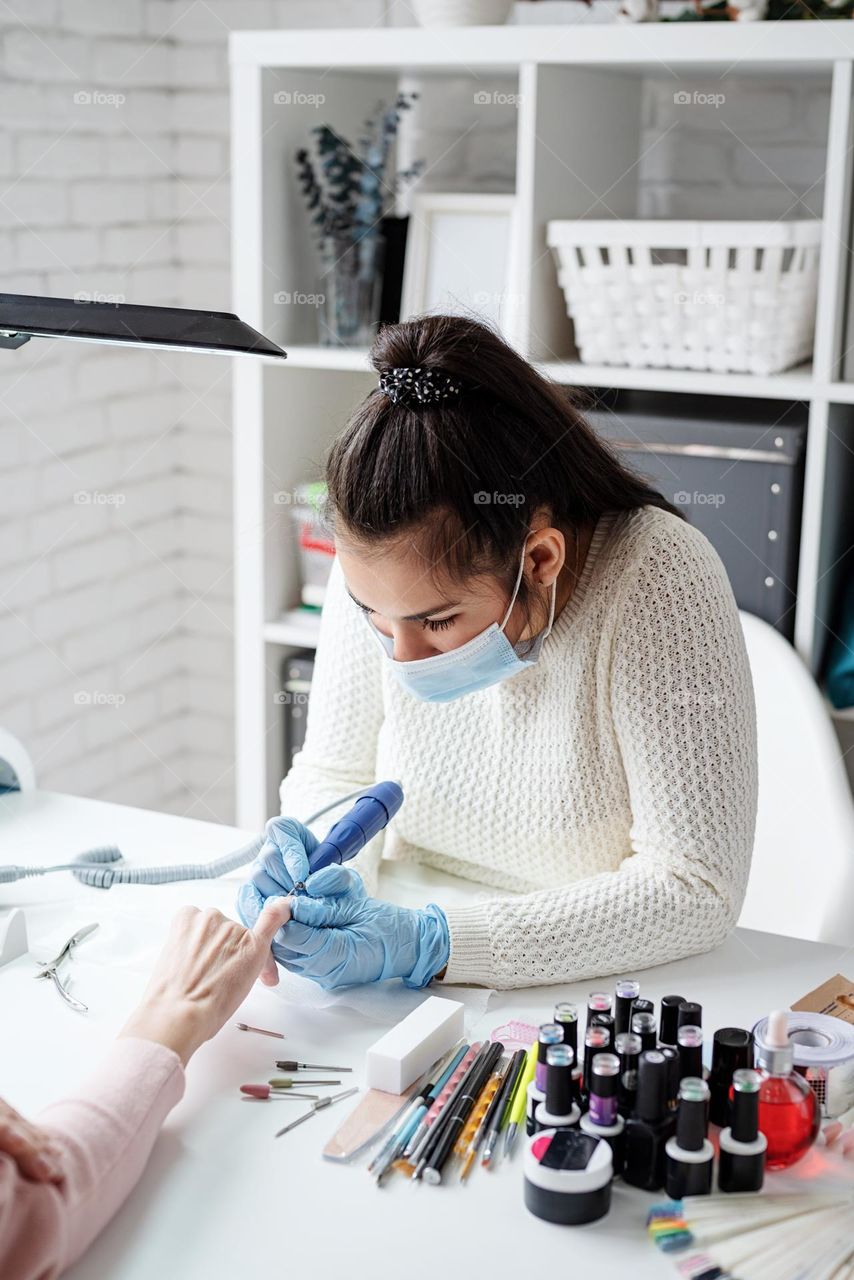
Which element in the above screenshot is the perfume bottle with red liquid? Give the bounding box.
[754,1010,820,1170]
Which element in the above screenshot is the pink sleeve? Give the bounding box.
[0,1037,185,1280]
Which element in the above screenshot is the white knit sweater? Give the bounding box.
[279,506,758,990]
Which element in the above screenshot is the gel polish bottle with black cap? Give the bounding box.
[665,1078,714,1199]
[616,1031,641,1119]
[718,1068,767,1193]
[709,1027,753,1128]
[580,1052,626,1175]
[534,1045,581,1132]
[658,994,686,1048]
[678,1000,702,1031]
[623,1050,677,1190]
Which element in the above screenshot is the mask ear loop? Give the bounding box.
[498,539,530,632]
[499,532,563,641]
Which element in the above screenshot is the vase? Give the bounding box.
[412,0,515,26]
[317,232,384,348]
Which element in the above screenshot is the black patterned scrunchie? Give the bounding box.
[377,366,463,406]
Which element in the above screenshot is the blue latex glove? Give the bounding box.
[236,816,353,940]
[279,870,451,990]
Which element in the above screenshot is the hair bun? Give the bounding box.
[377,366,462,406]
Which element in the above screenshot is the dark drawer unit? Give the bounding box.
[280,651,315,771]
[584,392,808,640]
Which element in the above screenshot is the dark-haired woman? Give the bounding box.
[238,316,758,991]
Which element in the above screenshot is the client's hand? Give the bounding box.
[0,1099,64,1183]
[119,898,291,1066]
[276,870,450,992]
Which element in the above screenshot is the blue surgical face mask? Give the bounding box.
[360,538,557,704]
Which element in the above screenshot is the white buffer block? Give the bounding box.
[365,995,465,1094]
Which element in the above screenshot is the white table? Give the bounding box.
[1,789,851,1280]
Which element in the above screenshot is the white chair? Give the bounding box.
[0,727,36,792]
[738,611,854,947]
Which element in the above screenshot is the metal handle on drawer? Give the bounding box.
[610,440,797,465]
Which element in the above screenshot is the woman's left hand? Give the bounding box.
[119,898,292,1065]
[0,1099,64,1183]
[277,871,450,991]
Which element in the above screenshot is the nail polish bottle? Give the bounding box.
[632,1010,657,1053]
[581,1026,610,1111]
[659,1045,681,1112]
[535,1023,564,1092]
[709,1027,754,1128]
[755,1010,819,1170]
[677,1024,704,1081]
[615,1031,641,1119]
[658,994,686,1047]
[623,1050,677,1190]
[534,1045,581,1132]
[665,1077,714,1199]
[591,1011,615,1052]
[678,1000,702,1031]
[554,1002,582,1106]
[719,1068,767,1192]
[585,991,612,1039]
[528,1023,563,1135]
[554,1002,578,1059]
[614,978,640,1038]
[580,1052,626,1175]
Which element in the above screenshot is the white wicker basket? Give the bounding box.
[546,219,822,376]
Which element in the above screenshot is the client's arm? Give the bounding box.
[0,898,291,1280]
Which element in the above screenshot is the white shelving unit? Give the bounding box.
[231,24,854,828]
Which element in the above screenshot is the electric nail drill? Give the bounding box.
[293,779,404,889]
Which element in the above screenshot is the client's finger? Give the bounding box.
[259,950,279,986]
[252,896,292,947]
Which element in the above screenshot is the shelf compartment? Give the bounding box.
[264,611,321,649]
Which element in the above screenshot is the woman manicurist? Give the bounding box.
[239,315,758,991]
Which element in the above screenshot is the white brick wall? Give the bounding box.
[0,0,827,830]
[0,0,384,827]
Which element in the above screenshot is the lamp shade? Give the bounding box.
[0,293,286,360]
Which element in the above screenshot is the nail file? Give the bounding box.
[365,995,465,1094]
[322,1085,419,1162]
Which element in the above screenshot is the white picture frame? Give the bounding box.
[401,192,518,333]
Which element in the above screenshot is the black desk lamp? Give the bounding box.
[0,293,286,360]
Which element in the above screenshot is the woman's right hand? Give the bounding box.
[236,816,360,987]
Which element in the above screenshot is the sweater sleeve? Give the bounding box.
[280,555,387,894]
[441,521,758,988]
[0,1038,185,1280]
